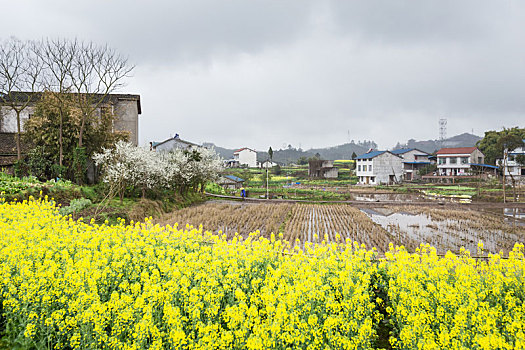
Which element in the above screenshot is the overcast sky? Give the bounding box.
[2,0,524,150]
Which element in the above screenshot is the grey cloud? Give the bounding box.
[1,1,525,150]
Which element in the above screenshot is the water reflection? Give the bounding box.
[480,207,525,228]
[352,193,470,203]
[362,207,524,254]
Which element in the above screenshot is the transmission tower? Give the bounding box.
[439,118,447,141]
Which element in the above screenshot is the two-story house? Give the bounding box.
[436,147,485,176]
[0,92,141,167]
[232,147,257,168]
[390,148,433,181]
[497,140,525,179]
[355,150,403,185]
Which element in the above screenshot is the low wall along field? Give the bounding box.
[1,198,525,349]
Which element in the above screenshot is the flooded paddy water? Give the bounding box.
[362,206,525,254]
[350,192,472,203]
[479,207,525,228]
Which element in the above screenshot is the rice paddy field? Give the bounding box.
[159,201,525,255]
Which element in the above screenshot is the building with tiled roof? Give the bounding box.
[151,134,200,152]
[436,147,485,176]
[232,147,257,168]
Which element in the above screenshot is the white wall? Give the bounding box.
[235,149,257,167]
[437,150,483,175]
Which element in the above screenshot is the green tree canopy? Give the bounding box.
[476,127,525,165]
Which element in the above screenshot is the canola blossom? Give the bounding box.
[384,244,525,349]
[0,198,524,349]
[0,199,379,349]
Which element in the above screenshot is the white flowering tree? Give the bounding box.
[93,141,223,201]
[93,140,134,202]
[162,147,223,194]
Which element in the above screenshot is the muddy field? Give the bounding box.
[158,201,525,254]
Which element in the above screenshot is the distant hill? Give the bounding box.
[206,134,481,164]
[393,133,482,154]
[203,141,376,165]
[202,143,236,160]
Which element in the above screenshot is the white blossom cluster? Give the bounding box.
[93,141,223,194]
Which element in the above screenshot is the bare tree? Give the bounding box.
[67,41,134,148]
[0,37,44,160]
[1,37,133,175]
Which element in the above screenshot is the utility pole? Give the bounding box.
[267,147,273,200]
[266,161,269,199]
[503,148,507,203]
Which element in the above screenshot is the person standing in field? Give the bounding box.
[240,187,246,200]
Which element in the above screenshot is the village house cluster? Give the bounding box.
[355,146,504,185]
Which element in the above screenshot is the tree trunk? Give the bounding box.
[78,114,86,148]
[59,110,63,167]
[15,110,22,160]
[509,173,517,202]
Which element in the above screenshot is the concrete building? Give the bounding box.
[391,148,432,181]
[355,150,403,185]
[232,147,257,168]
[151,134,199,152]
[497,140,525,180]
[0,92,141,145]
[436,147,485,176]
[0,92,141,167]
[308,160,338,178]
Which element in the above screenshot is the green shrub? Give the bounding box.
[59,198,92,216]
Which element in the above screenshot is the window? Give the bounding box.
[369,165,372,172]
[438,158,445,165]
[461,157,469,164]
[450,157,457,164]
[371,176,375,182]
[363,165,367,171]
[358,165,361,171]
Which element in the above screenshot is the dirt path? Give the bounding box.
[205,193,525,209]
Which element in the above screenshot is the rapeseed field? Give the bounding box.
[0,198,524,349]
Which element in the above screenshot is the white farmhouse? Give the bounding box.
[355,150,403,185]
[436,147,485,176]
[233,147,258,168]
[497,140,525,180]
